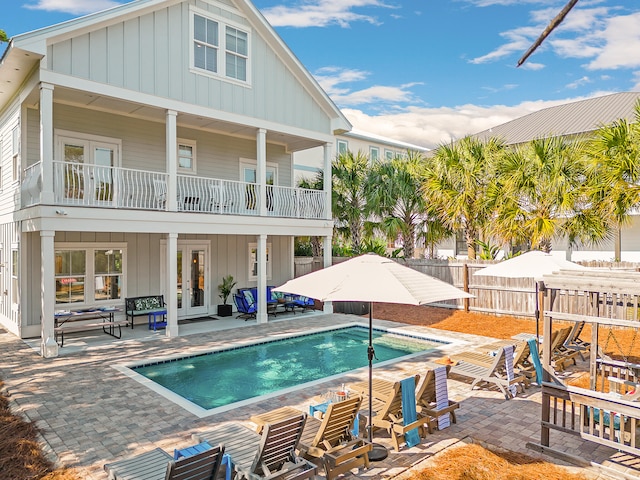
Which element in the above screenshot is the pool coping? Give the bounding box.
[112,322,468,418]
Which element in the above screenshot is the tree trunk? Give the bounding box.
[466,228,477,259]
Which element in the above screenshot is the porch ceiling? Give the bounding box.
[45,86,325,153]
[0,47,42,108]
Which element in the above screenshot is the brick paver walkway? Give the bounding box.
[0,313,636,479]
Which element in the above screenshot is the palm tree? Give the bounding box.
[491,136,601,252]
[423,136,503,259]
[332,151,370,254]
[297,170,324,257]
[583,102,640,260]
[365,151,429,258]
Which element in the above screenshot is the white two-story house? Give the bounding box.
[0,0,348,357]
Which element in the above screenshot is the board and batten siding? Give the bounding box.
[51,104,293,184]
[47,0,332,134]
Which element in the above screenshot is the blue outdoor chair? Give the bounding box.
[234,291,257,320]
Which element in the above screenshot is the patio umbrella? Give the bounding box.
[473,250,586,343]
[274,253,473,460]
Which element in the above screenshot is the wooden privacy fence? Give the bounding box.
[294,257,639,318]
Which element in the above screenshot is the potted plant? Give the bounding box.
[217,274,237,317]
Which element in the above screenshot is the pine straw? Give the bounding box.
[412,443,589,480]
[0,381,80,480]
[371,303,640,359]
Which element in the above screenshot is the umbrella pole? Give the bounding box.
[534,281,540,349]
[366,301,388,461]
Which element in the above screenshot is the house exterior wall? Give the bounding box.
[0,104,21,216]
[18,231,292,338]
[47,0,331,134]
[33,103,293,184]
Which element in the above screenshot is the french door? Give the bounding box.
[161,241,209,318]
[57,134,120,205]
[241,162,276,211]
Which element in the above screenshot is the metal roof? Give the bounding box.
[472,92,640,145]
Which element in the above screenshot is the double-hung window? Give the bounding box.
[192,10,250,83]
[225,26,248,81]
[12,126,20,184]
[370,147,379,163]
[194,14,219,73]
[55,245,125,305]
[337,140,348,155]
[248,243,272,281]
[178,140,196,174]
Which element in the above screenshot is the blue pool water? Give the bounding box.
[132,326,442,410]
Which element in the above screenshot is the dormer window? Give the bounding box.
[192,10,250,84]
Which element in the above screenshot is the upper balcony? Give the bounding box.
[21,161,328,220]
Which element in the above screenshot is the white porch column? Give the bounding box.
[323,142,332,220]
[166,110,177,211]
[256,234,268,324]
[166,233,179,337]
[40,230,57,357]
[40,83,54,205]
[256,128,267,216]
[323,236,333,314]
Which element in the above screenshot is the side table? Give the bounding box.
[148,309,167,331]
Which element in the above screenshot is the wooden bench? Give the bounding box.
[54,308,127,347]
[125,295,166,329]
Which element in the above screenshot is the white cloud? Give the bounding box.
[586,13,640,69]
[470,26,539,64]
[260,0,395,28]
[342,97,587,149]
[23,0,123,15]
[313,67,420,107]
[632,72,640,91]
[471,4,640,71]
[520,61,545,70]
[566,76,592,89]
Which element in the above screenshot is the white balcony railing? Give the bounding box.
[21,162,327,220]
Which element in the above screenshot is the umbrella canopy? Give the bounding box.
[274,253,473,305]
[473,250,586,281]
[274,253,472,458]
[473,250,586,352]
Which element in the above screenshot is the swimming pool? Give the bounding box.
[119,325,449,416]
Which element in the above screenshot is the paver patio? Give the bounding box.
[0,312,637,479]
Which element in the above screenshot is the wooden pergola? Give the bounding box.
[527,269,640,467]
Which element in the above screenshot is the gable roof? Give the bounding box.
[472,92,640,145]
[0,0,350,134]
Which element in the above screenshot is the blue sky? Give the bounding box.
[3,0,640,148]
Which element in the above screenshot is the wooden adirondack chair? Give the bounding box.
[193,415,317,480]
[104,442,225,480]
[350,375,431,451]
[296,396,372,480]
[450,346,525,399]
[415,367,460,432]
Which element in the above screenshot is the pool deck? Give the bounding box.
[1,311,637,479]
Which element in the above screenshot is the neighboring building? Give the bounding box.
[293,128,430,182]
[0,0,349,357]
[437,92,640,261]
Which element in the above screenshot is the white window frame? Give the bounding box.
[369,146,379,163]
[177,139,197,174]
[12,126,20,184]
[385,149,394,161]
[10,244,18,311]
[55,130,122,166]
[248,242,272,281]
[190,6,252,85]
[54,243,127,307]
[337,140,348,156]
